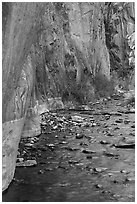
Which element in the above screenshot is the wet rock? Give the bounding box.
[38,169,45,174]
[44,167,53,171]
[22,150,27,155]
[38,146,48,151]
[93,167,108,173]
[86,155,92,159]
[112,112,122,116]
[16,158,24,162]
[115,119,123,123]
[101,190,111,194]
[103,151,119,157]
[107,132,114,137]
[91,122,97,127]
[30,140,35,144]
[100,140,110,145]
[129,132,135,136]
[107,96,111,101]
[25,143,34,147]
[108,173,114,177]
[113,179,118,184]
[76,133,84,139]
[71,115,84,123]
[124,120,130,124]
[33,137,39,142]
[119,109,135,114]
[82,149,96,154]
[52,125,58,130]
[105,115,110,120]
[64,146,79,151]
[68,160,80,164]
[114,127,120,130]
[80,142,88,147]
[81,105,90,110]
[58,182,71,187]
[59,141,68,144]
[94,184,102,189]
[16,160,37,167]
[114,143,135,149]
[124,177,135,182]
[120,169,130,174]
[46,144,55,148]
[58,161,69,169]
[83,122,90,127]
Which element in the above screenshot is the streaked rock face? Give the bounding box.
[4,2,135,191]
[2,2,111,124]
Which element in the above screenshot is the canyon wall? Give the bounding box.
[3,2,134,191]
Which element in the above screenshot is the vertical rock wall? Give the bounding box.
[2,2,111,191]
[104,2,135,87]
[2,2,44,191]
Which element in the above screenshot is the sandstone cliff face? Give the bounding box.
[3,2,111,123]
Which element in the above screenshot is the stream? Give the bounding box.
[3,97,135,202]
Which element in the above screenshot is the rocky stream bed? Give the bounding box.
[3,96,135,202]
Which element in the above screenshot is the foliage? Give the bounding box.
[104,2,135,78]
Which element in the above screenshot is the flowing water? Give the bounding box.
[3,98,135,202]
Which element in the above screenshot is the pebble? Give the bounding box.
[30,140,35,144]
[103,151,119,157]
[100,140,110,144]
[86,155,92,159]
[95,184,102,189]
[83,123,90,127]
[76,133,84,139]
[114,127,120,130]
[107,132,114,136]
[82,149,96,154]
[38,169,45,174]
[46,144,55,147]
[93,167,108,173]
[92,123,97,127]
[58,183,71,187]
[120,169,130,174]
[59,141,68,144]
[115,119,123,123]
[125,177,134,182]
[129,132,135,136]
[44,167,53,171]
[124,120,130,124]
[80,142,88,146]
[25,143,34,147]
[68,160,79,164]
[64,146,79,151]
[71,115,84,123]
[16,158,24,162]
[113,179,118,184]
[108,173,114,177]
[114,143,135,149]
[105,115,110,120]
